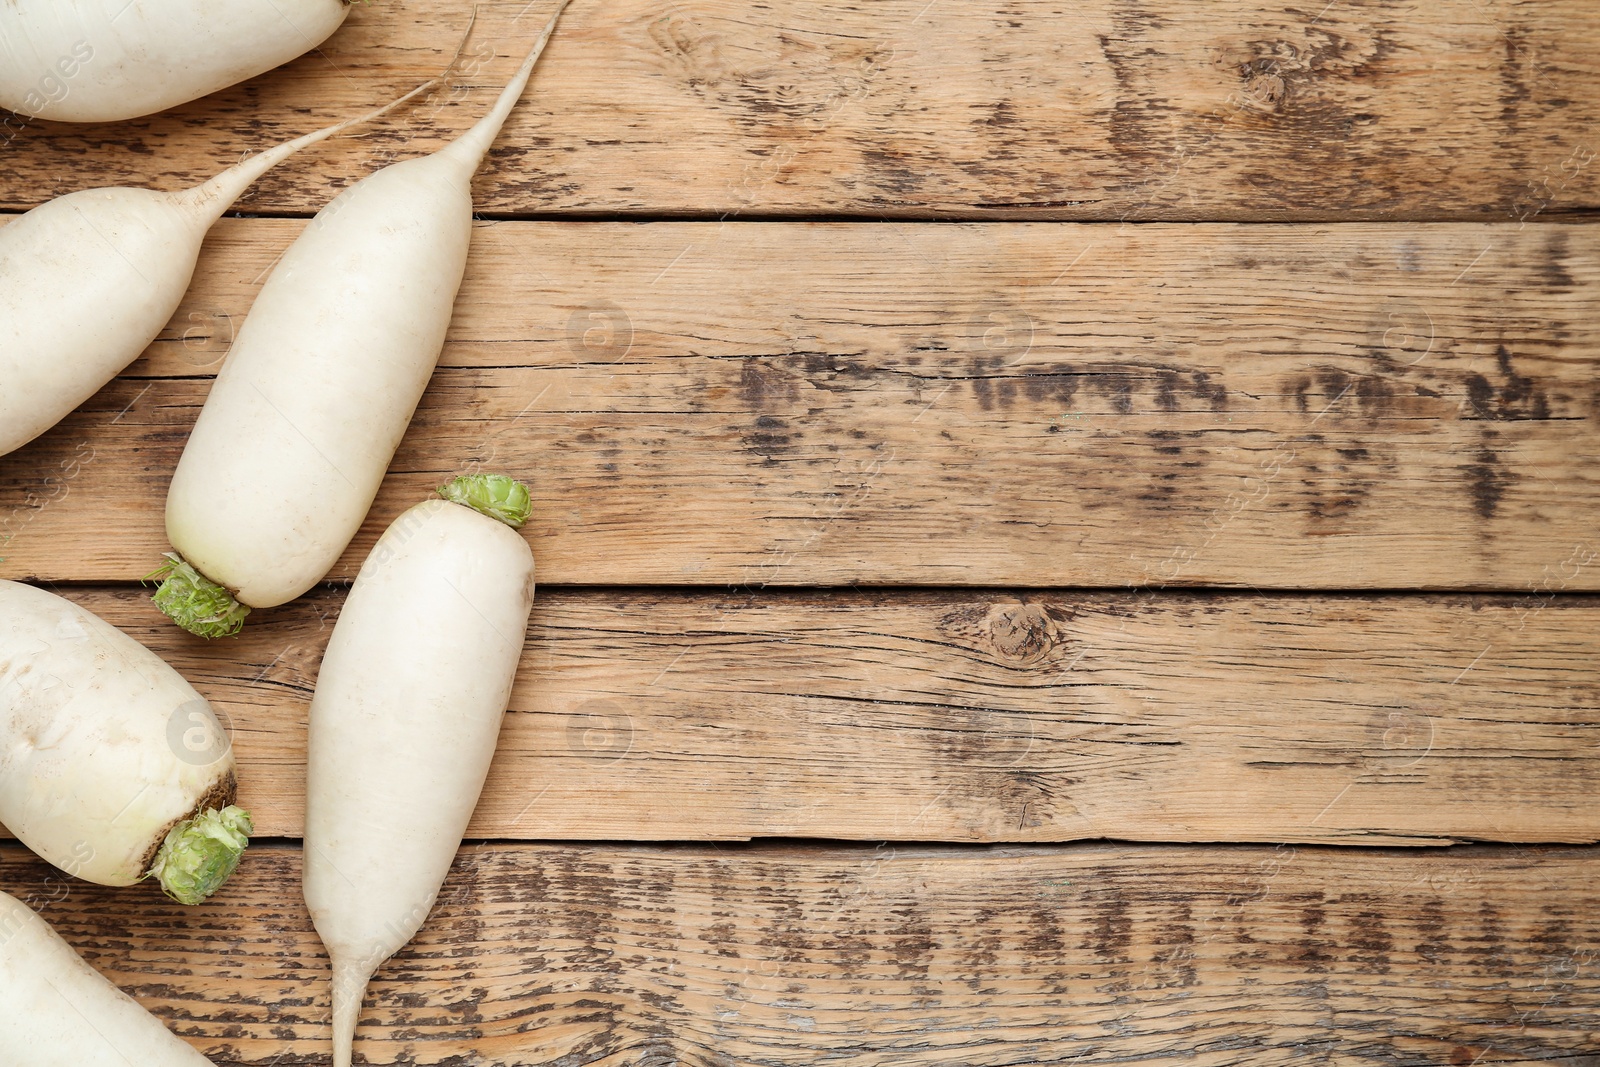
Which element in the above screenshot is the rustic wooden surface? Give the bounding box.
[3,841,1598,1066]
[1,1,1597,220]
[2,219,1596,590]
[4,0,1599,1061]
[2,586,1593,847]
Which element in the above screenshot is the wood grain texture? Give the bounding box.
[1,586,1590,846]
[3,841,1597,1065]
[2,220,1596,590]
[0,0,1596,220]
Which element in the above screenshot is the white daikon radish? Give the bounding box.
[0,580,250,904]
[0,0,351,123]
[0,890,216,1064]
[158,1,572,636]
[304,475,534,1067]
[0,78,438,463]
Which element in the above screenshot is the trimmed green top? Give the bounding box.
[148,806,253,906]
[438,474,533,528]
[149,554,250,639]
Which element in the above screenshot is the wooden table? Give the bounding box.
[3,1,1598,1062]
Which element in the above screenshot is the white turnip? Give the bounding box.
[0,580,250,904]
[158,1,571,635]
[0,889,217,1064]
[303,475,534,1067]
[0,78,439,464]
[0,0,352,123]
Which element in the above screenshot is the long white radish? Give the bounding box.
[158,1,572,636]
[0,78,439,464]
[0,890,217,1064]
[0,0,351,123]
[0,579,250,904]
[304,474,534,1067]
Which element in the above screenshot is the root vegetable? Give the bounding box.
[0,78,438,462]
[303,475,534,1067]
[0,890,217,1064]
[158,1,571,635]
[0,0,352,123]
[0,580,250,904]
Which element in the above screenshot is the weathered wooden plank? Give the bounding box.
[3,220,1596,590]
[1,586,1592,847]
[0,0,1596,219]
[3,841,1596,1065]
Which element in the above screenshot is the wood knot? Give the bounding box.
[984,600,1062,664]
[938,598,1073,666]
[1243,71,1287,107]
[1222,44,1302,111]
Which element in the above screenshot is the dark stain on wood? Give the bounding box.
[1543,229,1576,291]
[26,842,1596,1063]
[743,414,797,463]
[1099,2,1181,188]
[1089,887,1134,963]
[1499,26,1532,130]
[1462,446,1510,520]
[740,357,801,408]
[1446,344,1554,425]
[1348,907,1394,974]
[860,146,931,198]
